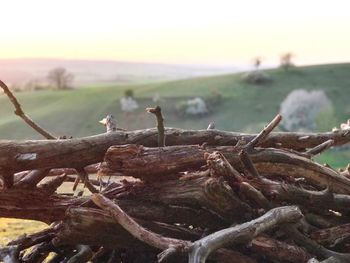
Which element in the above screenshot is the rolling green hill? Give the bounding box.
[0,63,349,166]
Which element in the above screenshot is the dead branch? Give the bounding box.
[91,193,191,252]
[188,206,302,263]
[89,195,258,263]
[0,80,55,139]
[240,182,272,210]
[251,236,312,263]
[284,225,350,261]
[76,168,98,193]
[251,178,350,212]
[147,106,165,147]
[311,223,350,247]
[205,151,244,183]
[37,173,67,194]
[306,139,335,156]
[245,114,282,150]
[101,145,350,194]
[1,128,350,172]
[2,90,350,263]
[7,225,57,251]
[239,149,260,178]
[15,169,50,188]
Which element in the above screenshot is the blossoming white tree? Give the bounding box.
[280,89,332,131]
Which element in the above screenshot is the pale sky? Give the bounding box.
[0,0,349,66]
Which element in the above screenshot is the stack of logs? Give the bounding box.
[1,81,350,262]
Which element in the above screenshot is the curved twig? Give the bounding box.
[146,106,165,147]
[188,206,302,263]
[305,139,334,156]
[0,79,56,139]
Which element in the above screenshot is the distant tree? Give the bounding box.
[120,89,139,112]
[47,68,74,90]
[241,57,271,85]
[280,52,295,71]
[280,89,333,131]
[124,89,134,98]
[253,57,262,70]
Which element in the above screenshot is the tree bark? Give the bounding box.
[1,128,350,172]
[102,145,350,194]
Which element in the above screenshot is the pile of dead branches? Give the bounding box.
[1,80,350,263]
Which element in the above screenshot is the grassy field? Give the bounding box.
[0,63,350,246]
[0,63,349,165]
[1,63,350,139]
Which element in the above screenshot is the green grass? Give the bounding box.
[0,63,349,161]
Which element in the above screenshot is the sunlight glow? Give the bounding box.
[0,0,349,65]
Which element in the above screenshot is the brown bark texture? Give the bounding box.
[1,109,350,263]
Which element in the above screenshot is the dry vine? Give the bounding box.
[0,79,350,263]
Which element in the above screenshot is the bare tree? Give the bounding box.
[47,67,74,90]
[280,52,295,71]
[253,56,262,70]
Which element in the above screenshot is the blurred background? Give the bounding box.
[0,0,349,164]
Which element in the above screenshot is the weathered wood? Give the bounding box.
[0,176,234,228]
[130,175,253,222]
[0,188,82,223]
[7,225,57,250]
[284,225,350,261]
[311,223,350,247]
[102,144,350,194]
[91,194,191,252]
[251,236,312,263]
[15,169,50,188]
[1,128,350,172]
[91,194,258,263]
[55,207,197,250]
[188,206,303,263]
[147,106,165,147]
[250,177,350,212]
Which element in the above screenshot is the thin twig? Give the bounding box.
[37,173,67,194]
[245,114,282,150]
[205,151,244,183]
[0,79,56,139]
[146,106,165,147]
[239,149,260,178]
[238,149,272,209]
[91,193,190,250]
[76,168,99,193]
[305,139,334,156]
[240,182,273,210]
[15,169,50,188]
[0,80,55,189]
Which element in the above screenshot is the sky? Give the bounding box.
[0,0,349,66]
